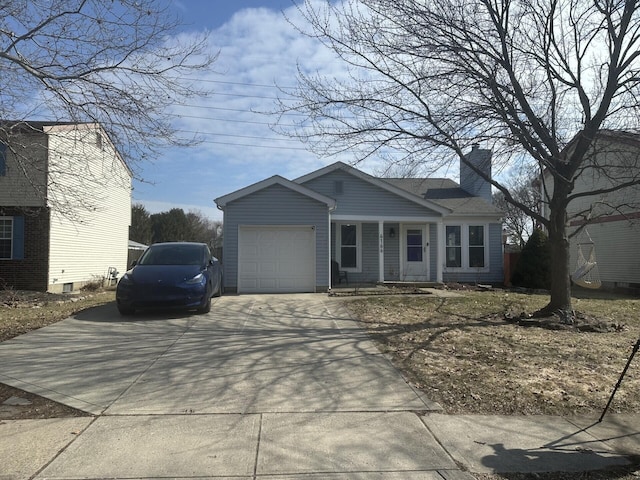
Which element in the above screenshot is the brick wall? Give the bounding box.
[0,206,50,291]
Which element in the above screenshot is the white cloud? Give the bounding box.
[136,1,367,221]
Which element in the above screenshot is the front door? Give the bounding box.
[402,225,429,281]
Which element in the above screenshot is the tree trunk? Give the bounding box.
[537,187,574,322]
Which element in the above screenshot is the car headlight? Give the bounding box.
[119,273,133,285]
[186,273,205,285]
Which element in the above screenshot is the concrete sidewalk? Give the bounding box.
[2,411,637,479]
[0,294,637,479]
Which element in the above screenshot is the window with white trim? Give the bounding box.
[444,223,489,270]
[337,223,361,271]
[468,225,485,267]
[0,217,13,259]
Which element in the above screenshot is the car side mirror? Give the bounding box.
[130,260,137,268]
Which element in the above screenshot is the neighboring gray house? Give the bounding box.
[215,146,503,293]
[541,130,640,292]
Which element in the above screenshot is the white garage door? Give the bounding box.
[238,226,316,293]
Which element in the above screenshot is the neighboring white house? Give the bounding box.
[0,121,132,293]
[541,130,640,292]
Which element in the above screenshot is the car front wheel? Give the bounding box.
[197,295,212,314]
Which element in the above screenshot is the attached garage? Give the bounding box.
[238,225,316,293]
[215,175,335,294]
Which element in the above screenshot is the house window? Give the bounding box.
[338,223,360,271]
[334,180,343,195]
[0,143,6,176]
[96,132,103,150]
[0,217,13,259]
[469,225,485,267]
[445,223,489,270]
[446,226,461,267]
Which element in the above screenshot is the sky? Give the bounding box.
[134,0,352,221]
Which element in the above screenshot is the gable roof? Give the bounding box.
[215,174,337,209]
[294,161,452,215]
[384,178,502,216]
[565,129,640,151]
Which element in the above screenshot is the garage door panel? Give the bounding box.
[240,262,259,274]
[259,262,277,274]
[239,226,316,293]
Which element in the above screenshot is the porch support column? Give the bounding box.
[378,220,385,283]
[436,220,444,283]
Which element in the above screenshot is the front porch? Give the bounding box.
[330,219,444,289]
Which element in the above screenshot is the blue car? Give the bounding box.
[116,242,222,315]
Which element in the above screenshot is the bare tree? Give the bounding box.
[493,169,541,249]
[281,0,640,319]
[0,0,216,212]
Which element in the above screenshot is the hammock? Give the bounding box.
[572,232,601,289]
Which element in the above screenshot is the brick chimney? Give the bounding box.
[460,144,492,201]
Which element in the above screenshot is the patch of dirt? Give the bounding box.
[505,310,628,333]
[472,468,640,480]
[0,383,90,420]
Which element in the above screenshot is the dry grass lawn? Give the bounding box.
[346,288,640,416]
[0,289,115,342]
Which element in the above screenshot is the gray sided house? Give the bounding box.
[541,130,640,292]
[215,146,504,293]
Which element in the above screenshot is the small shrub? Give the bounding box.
[81,276,105,292]
[511,228,551,289]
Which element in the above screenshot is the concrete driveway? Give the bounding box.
[0,294,462,479]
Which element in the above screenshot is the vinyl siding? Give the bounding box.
[302,170,440,217]
[384,223,400,280]
[570,219,640,287]
[339,222,380,284]
[222,183,330,292]
[564,138,640,218]
[0,132,47,206]
[46,125,131,292]
[543,135,640,287]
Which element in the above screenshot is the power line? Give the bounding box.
[178,77,296,90]
[172,103,307,116]
[174,128,301,143]
[207,91,280,100]
[197,138,309,151]
[174,112,297,127]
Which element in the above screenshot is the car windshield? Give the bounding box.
[138,245,205,266]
